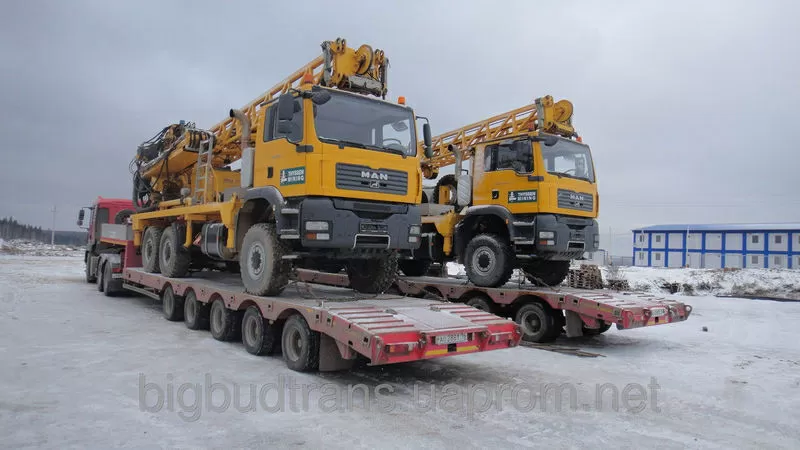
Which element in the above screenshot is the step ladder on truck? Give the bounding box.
[89,220,522,372]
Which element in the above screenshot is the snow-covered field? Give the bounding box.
[1,255,799,448]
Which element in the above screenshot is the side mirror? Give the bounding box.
[311,89,331,105]
[77,209,85,227]
[277,93,296,121]
[423,123,433,158]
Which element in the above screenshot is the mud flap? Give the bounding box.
[564,311,585,338]
[318,334,356,372]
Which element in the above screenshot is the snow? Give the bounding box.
[1,256,799,448]
[0,239,83,257]
[448,262,800,299]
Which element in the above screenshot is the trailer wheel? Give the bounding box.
[281,314,320,372]
[183,290,209,330]
[346,254,398,294]
[583,322,612,336]
[240,223,290,297]
[523,260,570,286]
[464,234,514,287]
[209,298,240,341]
[465,293,496,314]
[142,227,163,273]
[159,226,190,278]
[241,306,278,356]
[398,259,432,277]
[102,263,115,297]
[515,303,558,343]
[161,285,184,321]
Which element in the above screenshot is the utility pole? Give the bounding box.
[608,226,613,265]
[51,205,56,246]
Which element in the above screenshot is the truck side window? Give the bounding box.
[263,99,303,143]
[484,141,532,174]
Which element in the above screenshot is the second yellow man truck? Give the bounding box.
[129,38,432,296]
[399,96,599,287]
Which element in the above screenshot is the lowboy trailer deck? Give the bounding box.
[120,267,522,372]
[288,269,693,343]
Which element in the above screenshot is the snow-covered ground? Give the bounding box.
[447,262,800,299]
[1,255,799,448]
[0,239,83,257]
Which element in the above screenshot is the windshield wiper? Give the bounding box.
[549,171,568,178]
[331,139,406,156]
[548,171,593,182]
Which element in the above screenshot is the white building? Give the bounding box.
[632,223,800,269]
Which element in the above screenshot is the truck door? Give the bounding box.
[252,96,308,197]
[472,139,539,212]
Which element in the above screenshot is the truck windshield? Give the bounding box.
[540,138,595,182]
[313,90,417,156]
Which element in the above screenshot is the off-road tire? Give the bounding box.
[240,223,290,296]
[465,293,496,314]
[464,234,514,287]
[142,227,163,273]
[515,303,559,343]
[183,290,209,330]
[346,254,399,294]
[159,226,191,278]
[281,314,320,372]
[209,298,240,341]
[241,306,278,356]
[432,174,457,205]
[162,284,184,321]
[523,260,570,287]
[398,259,432,277]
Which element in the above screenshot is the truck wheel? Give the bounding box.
[102,263,115,297]
[515,303,559,343]
[464,234,514,287]
[346,254,398,294]
[583,322,612,336]
[240,223,290,297]
[241,306,278,356]
[142,227,163,273]
[524,260,570,286]
[432,174,457,205]
[183,290,209,330]
[97,262,105,292]
[161,285,184,321]
[398,259,432,277]
[159,226,190,278]
[85,255,97,283]
[281,314,320,372]
[465,293,496,313]
[209,298,240,341]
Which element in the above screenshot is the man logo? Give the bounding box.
[369,180,380,189]
[569,194,586,202]
[361,170,389,181]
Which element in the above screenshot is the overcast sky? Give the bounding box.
[2,0,798,254]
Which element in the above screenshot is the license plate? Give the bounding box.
[649,307,667,317]
[435,333,468,345]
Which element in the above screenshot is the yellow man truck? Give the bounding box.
[399,96,599,287]
[129,38,432,296]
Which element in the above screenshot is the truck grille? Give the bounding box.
[336,163,408,196]
[557,189,594,212]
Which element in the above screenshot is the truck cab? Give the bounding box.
[77,197,134,289]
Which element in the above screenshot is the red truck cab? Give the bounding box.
[77,197,136,293]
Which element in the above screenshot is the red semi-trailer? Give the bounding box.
[80,203,521,371]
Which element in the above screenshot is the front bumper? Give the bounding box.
[298,197,421,252]
[511,214,599,260]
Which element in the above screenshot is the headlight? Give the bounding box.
[305,221,329,231]
[593,234,600,246]
[409,225,421,235]
[539,231,555,239]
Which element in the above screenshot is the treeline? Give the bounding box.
[0,217,87,246]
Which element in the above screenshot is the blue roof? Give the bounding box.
[633,223,800,232]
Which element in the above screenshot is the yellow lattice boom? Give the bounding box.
[420,95,576,179]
